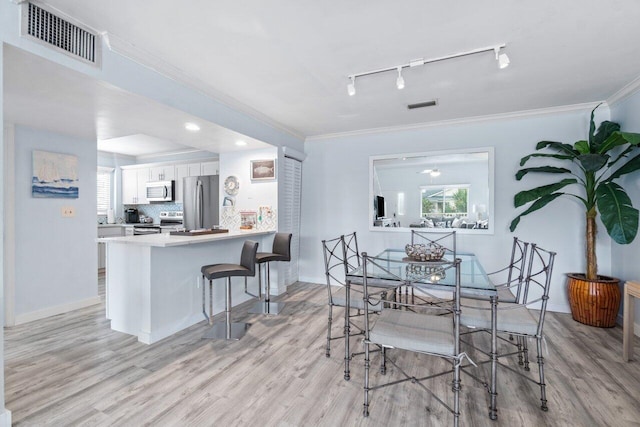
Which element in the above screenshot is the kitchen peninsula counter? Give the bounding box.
[99,229,274,344]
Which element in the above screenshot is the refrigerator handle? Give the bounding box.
[196,180,203,229]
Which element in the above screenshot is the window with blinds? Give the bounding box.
[97,167,114,214]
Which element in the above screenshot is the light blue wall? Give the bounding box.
[610,89,640,321]
[0,42,8,426]
[14,126,98,317]
[301,108,612,313]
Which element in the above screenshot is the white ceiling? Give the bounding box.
[5,1,640,149]
[3,46,272,156]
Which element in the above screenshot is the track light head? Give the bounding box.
[347,76,356,96]
[498,53,510,69]
[494,47,510,69]
[396,67,405,90]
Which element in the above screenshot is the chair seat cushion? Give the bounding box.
[369,310,455,356]
[329,287,382,312]
[256,252,288,263]
[202,263,253,280]
[460,300,539,336]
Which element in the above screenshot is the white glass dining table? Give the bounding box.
[345,249,500,420]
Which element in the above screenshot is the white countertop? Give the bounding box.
[96,229,274,247]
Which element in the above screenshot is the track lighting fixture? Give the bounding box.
[347,76,356,96]
[396,67,405,90]
[347,43,509,95]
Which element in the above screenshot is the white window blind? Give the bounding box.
[97,167,114,214]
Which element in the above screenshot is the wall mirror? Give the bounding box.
[370,147,494,233]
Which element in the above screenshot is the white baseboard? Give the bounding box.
[14,296,101,325]
[0,409,11,427]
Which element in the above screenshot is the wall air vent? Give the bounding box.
[21,2,101,67]
[407,100,438,110]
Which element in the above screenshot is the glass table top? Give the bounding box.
[346,249,494,294]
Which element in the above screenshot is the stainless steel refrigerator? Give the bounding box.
[183,175,220,230]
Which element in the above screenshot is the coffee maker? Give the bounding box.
[124,208,139,223]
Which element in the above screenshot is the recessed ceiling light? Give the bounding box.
[235,140,247,146]
[185,122,200,132]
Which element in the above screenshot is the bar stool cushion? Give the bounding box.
[201,240,259,280]
[202,264,254,280]
[256,252,287,264]
[256,233,292,264]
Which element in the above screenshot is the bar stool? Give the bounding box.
[249,233,292,315]
[201,240,258,340]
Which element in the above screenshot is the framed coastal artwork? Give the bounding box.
[32,150,79,198]
[250,159,276,180]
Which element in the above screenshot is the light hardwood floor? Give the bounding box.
[5,277,640,426]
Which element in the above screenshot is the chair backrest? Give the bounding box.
[521,243,556,335]
[240,240,259,275]
[322,235,347,287]
[505,237,530,302]
[361,251,462,350]
[272,233,293,261]
[343,232,360,274]
[410,229,457,259]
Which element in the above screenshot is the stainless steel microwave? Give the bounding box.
[146,180,175,202]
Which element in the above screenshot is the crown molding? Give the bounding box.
[101,32,305,142]
[305,102,603,142]
[607,74,640,107]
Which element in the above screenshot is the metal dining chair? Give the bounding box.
[460,243,556,413]
[361,251,465,426]
[321,233,381,359]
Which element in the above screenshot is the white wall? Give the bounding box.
[300,108,614,313]
[97,151,136,219]
[610,89,640,323]
[0,42,10,427]
[12,126,99,322]
[219,147,279,213]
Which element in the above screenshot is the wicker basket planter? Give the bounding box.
[567,273,621,328]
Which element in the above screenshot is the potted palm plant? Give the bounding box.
[510,105,640,327]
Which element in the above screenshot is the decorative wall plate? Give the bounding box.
[224,176,239,196]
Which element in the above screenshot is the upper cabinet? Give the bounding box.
[122,168,150,204]
[201,161,219,176]
[149,165,176,182]
[122,159,218,205]
[174,163,202,203]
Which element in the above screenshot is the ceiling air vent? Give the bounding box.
[407,100,438,110]
[21,2,100,67]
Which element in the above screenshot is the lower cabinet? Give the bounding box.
[98,226,125,270]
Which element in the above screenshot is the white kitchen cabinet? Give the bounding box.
[201,161,219,176]
[122,168,150,204]
[175,163,203,203]
[150,165,175,181]
[98,226,124,270]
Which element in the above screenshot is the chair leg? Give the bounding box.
[208,279,213,325]
[202,277,250,340]
[517,336,524,366]
[453,358,461,427]
[523,337,531,371]
[249,262,285,315]
[537,337,548,411]
[202,275,210,324]
[326,304,333,357]
[380,347,386,374]
[363,341,370,417]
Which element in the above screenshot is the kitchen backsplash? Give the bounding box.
[220,206,277,231]
[124,203,183,224]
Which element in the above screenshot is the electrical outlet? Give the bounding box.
[62,206,75,217]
